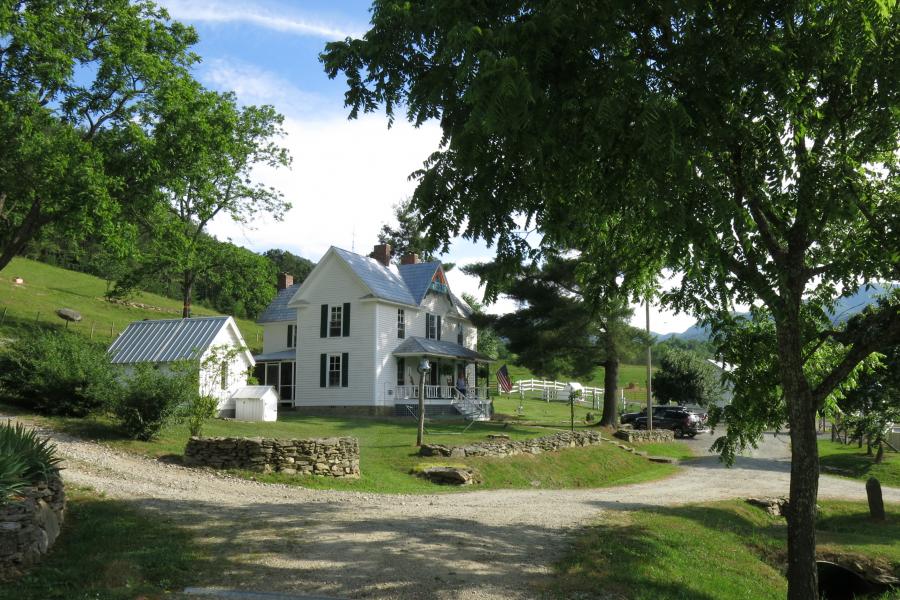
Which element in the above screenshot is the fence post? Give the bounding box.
[90,322,95,340]
[35,311,40,323]
[0,306,6,325]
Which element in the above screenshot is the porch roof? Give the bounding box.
[392,336,495,363]
[253,349,296,362]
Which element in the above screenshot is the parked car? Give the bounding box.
[620,405,671,426]
[635,406,709,438]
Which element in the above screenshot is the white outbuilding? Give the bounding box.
[232,386,279,422]
[107,316,255,417]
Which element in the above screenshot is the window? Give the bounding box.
[280,362,294,401]
[329,305,343,337]
[396,357,405,386]
[328,354,342,387]
[457,323,464,346]
[426,313,438,339]
[220,362,229,390]
[397,309,405,339]
[287,324,297,348]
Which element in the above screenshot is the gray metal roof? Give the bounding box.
[256,283,302,323]
[232,385,277,399]
[253,349,296,362]
[108,316,231,364]
[392,336,494,362]
[333,247,418,305]
[398,261,441,304]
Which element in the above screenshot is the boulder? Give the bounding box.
[746,496,789,517]
[418,466,477,486]
[55,308,82,322]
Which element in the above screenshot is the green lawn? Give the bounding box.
[819,439,900,488]
[0,257,262,350]
[551,499,900,600]
[0,487,209,600]
[17,406,678,494]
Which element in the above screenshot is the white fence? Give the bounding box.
[500,378,608,406]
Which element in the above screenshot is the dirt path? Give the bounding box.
[24,423,900,600]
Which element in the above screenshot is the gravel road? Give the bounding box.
[16,421,900,600]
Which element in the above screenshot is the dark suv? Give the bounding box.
[620,405,671,426]
[634,406,708,438]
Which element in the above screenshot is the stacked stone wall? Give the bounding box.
[419,430,604,458]
[183,436,360,478]
[614,429,675,443]
[0,474,65,579]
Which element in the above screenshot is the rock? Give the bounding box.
[746,496,789,517]
[486,434,510,440]
[647,456,679,464]
[418,444,451,457]
[418,467,477,486]
[55,308,82,322]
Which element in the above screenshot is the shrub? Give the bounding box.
[0,421,62,504]
[653,348,723,406]
[0,329,119,416]
[115,364,197,441]
[180,395,219,437]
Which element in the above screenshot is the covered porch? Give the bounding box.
[391,337,495,419]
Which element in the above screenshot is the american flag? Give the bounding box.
[496,364,513,392]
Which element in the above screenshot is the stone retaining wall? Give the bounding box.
[419,430,604,458]
[614,429,675,443]
[183,436,360,478]
[0,474,65,579]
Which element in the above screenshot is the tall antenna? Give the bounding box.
[351,226,356,253]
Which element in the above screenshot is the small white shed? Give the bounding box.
[233,386,279,422]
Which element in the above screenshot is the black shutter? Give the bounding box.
[341,352,349,387]
[343,302,351,336]
[287,325,293,348]
[437,315,442,340]
[320,304,328,338]
[426,314,432,338]
[319,353,326,387]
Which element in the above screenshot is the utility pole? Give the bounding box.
[646,300,653,430]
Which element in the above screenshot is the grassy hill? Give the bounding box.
[0,257,263,350]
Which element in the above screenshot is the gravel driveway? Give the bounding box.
[19,421,900,600]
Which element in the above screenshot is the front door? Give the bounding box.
[428,360,439,386]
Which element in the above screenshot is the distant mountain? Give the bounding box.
[657,284,894,342]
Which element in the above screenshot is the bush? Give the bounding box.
[0,421,62,504]
[115,364,197,441]
[653,348,723,406]
[180,395,219,437]
[0,329,119,416]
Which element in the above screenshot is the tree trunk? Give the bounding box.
[778,321,820,600]
[875,440,884,464]
[181,269,195,318]
[600,335,620,427]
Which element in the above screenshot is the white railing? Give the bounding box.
[451,388,491,421]
[393,385,488,401]
[500,378,605,405]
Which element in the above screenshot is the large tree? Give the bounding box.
[322,2,900,596]
[147,80,291,317]
[0,0,199,272]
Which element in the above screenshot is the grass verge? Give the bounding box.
[0,487,207,599]
[9,405,679,494]
[818,439,900,488]
[551,499,900,600]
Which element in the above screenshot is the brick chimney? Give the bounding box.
[370,243,392,267]
[400,253,420,265]
[277,272,294,291]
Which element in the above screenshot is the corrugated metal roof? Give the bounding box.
[256,283,302,323]
[392,336,494,362]
[333,247,418,305]
[232,385,277,399]
[108,317,231,364]
[398,261,441,304]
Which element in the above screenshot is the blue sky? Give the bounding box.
[159,0,696,333]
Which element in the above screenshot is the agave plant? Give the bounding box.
[0,421,62,504]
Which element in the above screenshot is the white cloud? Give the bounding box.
[159,0,363,39]
[202,59,324,113]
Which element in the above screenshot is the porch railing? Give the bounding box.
[393,385,489,400]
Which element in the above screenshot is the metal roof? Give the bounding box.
[253,349,296,362]
[256,283,302,323]
[108,316,232,364]
[392,336,494,362]
[231,385,277,399]
[333,247,418,306]
[397,261,441,304]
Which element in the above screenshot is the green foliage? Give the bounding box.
[115,364,197,441]
[0,329,118,416]
[653,348,723,407]
[0,421,62,504]
[377,197,443,265]
[0,0,199,272]
[180,395,219,438]
[262,249,315,284]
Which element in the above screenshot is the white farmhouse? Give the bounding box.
[108,316,255,417]
[253,244,494,417]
